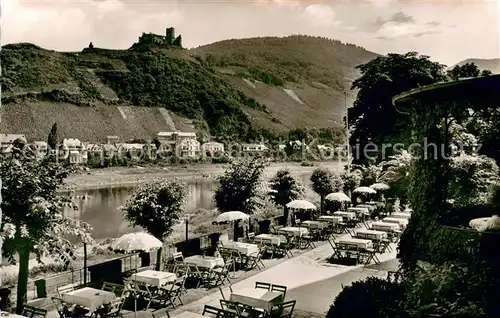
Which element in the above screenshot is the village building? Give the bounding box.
[178,138,201,159]
[62,138,83,164]
[33,141,48,158]
[201,141,225,156]
[0,134,27,153]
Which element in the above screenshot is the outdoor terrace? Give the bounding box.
[3,204,400,318]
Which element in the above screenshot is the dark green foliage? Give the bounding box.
[310,168,343,214]
[447,62,491,80]
[195,35,378,89]
[0,44,271,141]
[47,122,58,150]
[401,262,487,317]
[348,52,448,164]
[214,159,268,214]
[122,179,187,269]
[326,277,403,318]
[95,52,266,139]
[268,169,305,224]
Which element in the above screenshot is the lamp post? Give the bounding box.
[184,214,192,247]
[345,91,351,171]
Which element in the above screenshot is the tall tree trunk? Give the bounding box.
[155,247,163,271]
[16,247,30,313]
[283,205,290,226]
[320,195,324,216]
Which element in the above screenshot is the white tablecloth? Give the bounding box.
[184,255,224,269]
[348,207,370,215]
[254,234,282,245]
[383,217,409,227]
[131,270,176,287]
[371,222,400,232]
[223,241,260,256]
[62,287,116,311]
[301,220,328,229]
[355,229,387,241]
[0,311,29,318]
[278,227,309,237]
[318,215,343,223]
[333,211,356,220]
[230,288,284,311]
[391,212,411,219]
[338,238,373,249]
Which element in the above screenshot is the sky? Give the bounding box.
[2,0,499,66]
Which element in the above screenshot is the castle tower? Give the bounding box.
[173,35,182,47]
[166,27,175,45]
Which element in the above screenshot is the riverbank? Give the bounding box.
[67,162,345,190]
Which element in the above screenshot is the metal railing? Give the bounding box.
[5,214,284,303]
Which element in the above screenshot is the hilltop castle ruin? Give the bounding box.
[132,27,182,50]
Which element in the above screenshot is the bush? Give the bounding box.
[401,262,487,317]
[326,277,403,318]
[0,263,69,286]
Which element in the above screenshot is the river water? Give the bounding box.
[63,172,321,240]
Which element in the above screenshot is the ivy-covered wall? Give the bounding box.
[398,99,477,267]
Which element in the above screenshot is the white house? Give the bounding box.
[202,141,224,156]
[0,134,27,153]
[241,143,269,152]
[116,143,145,160]
[33,141,48,158]
[62,138,83,164]
[178,138,201,158]
[157,131,196,142]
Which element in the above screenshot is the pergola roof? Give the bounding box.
[393,74,500,113]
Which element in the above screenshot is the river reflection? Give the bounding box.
[64,174,314,240]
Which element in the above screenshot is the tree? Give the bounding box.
[378,150,414,202]
[447,62,491,81]
[352,163,382,186]
[310,168,343,215]
[214,158,268,214]
[448,154,499,207]
[349,52,448,165]
[447,62,481,80]
[122,180,187,270]
[268,169,305,225]
[0,144,93,312]
[340,170,362,196]
[47,122,58,151]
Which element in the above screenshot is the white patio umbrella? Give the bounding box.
[469,215,500,232]
[370,183,390,191]
[353,186,377,194]
[216,211,250,223]
[111,232,162,253]
[325,192,351,202]
[286,200,317,210]
[111,232,163,318]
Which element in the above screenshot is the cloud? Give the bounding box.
[262,1,342,29]
[369,11,443,40]
[303,4,337,28]
[2,0,183,50]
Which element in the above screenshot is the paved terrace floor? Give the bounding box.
[166,237,398,318]
[41,231,398,318]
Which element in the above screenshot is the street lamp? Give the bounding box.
[344,91,351,171]
[184,214,193,246]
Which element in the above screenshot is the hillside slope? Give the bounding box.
[1,35,378,142]
[453,58,500,74]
